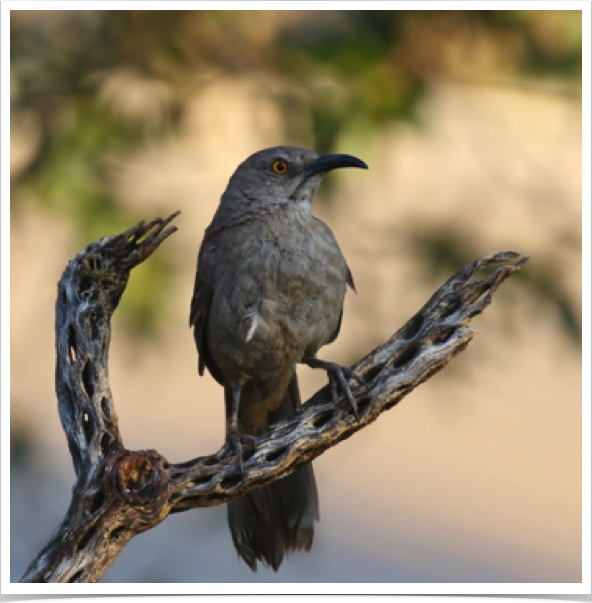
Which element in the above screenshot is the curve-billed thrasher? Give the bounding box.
[190,146,367,571]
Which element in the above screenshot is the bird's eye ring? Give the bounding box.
[273,160,288,174]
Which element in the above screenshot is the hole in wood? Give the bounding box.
[355,398,370,415]
[312,410,334,430]
[364,364,382,382]
[77,524,96,551]
[82,360,95,399]
[101,396,111,419]
[89,490,105,514]
[68,325,77,363]
[392,343,421,369]
[400,312,424,340]
[82,412,93,444]
[78,276,93,299]
[265,446,288,463]
[220,475,241,489]
[191,474,213,487]
[441,296,461,319]
[100,433,114,456]
[432,327,456,345]
[110,526,125,541]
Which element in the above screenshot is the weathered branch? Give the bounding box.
[20,212,528,583]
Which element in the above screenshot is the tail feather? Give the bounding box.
[226,372,319,571]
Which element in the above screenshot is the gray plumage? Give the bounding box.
[190,146,367,571]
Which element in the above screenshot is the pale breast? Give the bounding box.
[208,210,348,382]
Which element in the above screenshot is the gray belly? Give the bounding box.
[208,230,347,383]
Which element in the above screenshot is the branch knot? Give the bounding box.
[107,449,169,505]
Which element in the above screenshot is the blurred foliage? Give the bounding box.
[10,10,582,337]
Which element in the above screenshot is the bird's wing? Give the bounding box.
[189,240,226,384]
[346,264,356,293]
[325,264,354,346]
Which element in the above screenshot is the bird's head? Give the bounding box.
[224,146,368,210]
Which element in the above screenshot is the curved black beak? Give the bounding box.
[303,153,368,180]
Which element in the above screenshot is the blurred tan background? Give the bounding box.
[10,10,582,583]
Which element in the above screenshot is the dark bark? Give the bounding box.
[20,212,528,583]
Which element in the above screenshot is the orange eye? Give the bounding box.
[273,160,288,174]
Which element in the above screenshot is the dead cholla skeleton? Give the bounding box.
[20,211,528,583]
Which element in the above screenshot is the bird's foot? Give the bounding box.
[224,432,256,475]
[302,356,365,418]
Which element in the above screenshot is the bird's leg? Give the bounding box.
[224,385,255,474]
[301,354,365,418]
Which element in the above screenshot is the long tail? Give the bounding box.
[225,372,319,571]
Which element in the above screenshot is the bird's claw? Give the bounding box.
[326,364,363,418]
[224,432,256,475]
[302,355,366,419]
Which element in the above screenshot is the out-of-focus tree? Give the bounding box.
[10,10,582,337]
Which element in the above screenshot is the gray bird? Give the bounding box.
[190,146,367,571]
